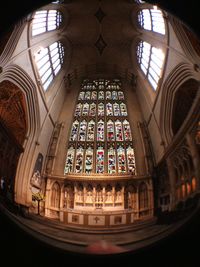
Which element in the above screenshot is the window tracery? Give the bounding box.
[64,79,136,175]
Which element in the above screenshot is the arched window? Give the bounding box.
[35,41,64,90]
[51,182,60,208]
[139,182,148,209]
[137,40,165,90]
[87,120,95,141]
[85,147,93,174]
[138,8,165,35]
[107,120,115,141]
[64,146,75,174]
[108,147,116,174]
[64,79,137,175]
[32,10,62,36]
[75,103,82,117]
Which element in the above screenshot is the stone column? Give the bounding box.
[93,186,96,207]
[102,185,106,207]
[135,186,139,219]
[186,133,200,189]
[112,185,115,207]
[122,184,125,209]
[83,184,86,206]
[45,178,52,217]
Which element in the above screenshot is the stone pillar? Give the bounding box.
[166,157,176,210]
[45,178,52,217]
[122,185,125,209]
[112,185,115,207]
[93,186,96,207]
[186,133,200,189]
[102,185,106,207]
[83,184,86,206]
[135,186,139,219]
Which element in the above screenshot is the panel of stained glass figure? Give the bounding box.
[117,146,126,173]
[118,91,124,100]
[85,91,91,100]
[75,147,84,173]
[75,103,82,116]
[115,120,123,141]
[98,103,104,116]
[82,103,89,116]
[113,103,120,116]
[96,146,104,173]
[79,120,87,141]
[127,146,136,174]
[64,147,75,174]
[89,103,96,116]
[70,120,79,141]
[85,147,93,174]
[120,103,128,116]
[106,103,113,116]
[97,120,104,141]
[87,120,95,141]
[112,91,118,100]
[78,91,85,100]
[123,120,132,141]
[91,91,97,100]
[106,91,112,100]
[107,120,115,141]
[108,147,116,174]
[98,91,104,100]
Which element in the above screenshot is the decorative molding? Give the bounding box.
[95,34,107,55]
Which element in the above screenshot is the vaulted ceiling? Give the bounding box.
[62,0,139,73]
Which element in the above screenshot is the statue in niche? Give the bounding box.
[105,190,112,202]
[76,190,83,202]
[86,190,93,203]
[31,170,42,188]
[116,190,122,202]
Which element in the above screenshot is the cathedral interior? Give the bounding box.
[0,0,200,265]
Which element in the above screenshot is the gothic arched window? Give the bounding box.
[137,40,165,90]
[35,41,64,90]
[32,10,62,36]
[138,8,165,35]
[64,79,137,175]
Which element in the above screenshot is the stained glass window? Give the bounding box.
[85,147,93,174]
[64,147,75,174]
[106,103,113,116]
[75,147,84,173]
[118,91,124,100]
[123,120,132,141]
[107,120,115,141]
[82,103,89,116]
[96,146,104,173]
[113,103,120,116]
[97,120,104,141]
[98,103,104,116]
[70,120,79,141]
[89,103,96,116]
[87,120,95,141]
[115,120,123,141]
[75,103,82,116]
[64,79,137,175]
[127,146,136,173]
[108,147,116,174]
[117,146,126,173]
[79,120,87,141]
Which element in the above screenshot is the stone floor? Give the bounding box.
[0,202,194,255]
